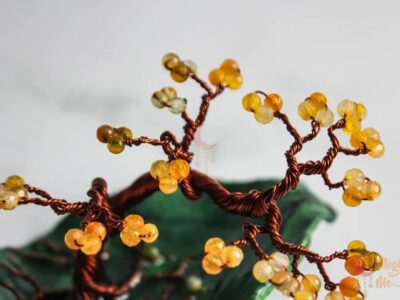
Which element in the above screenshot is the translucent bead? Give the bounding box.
[221,245,244,268]
[161,87,177,100]
[242,93,261,112]
[150,160,169,180]
[0,184,6,195]
[84,222,107,241]
[337,100,356,117]
[315,108,334,127]
[202,254,223,275]
[301,274,321,293]
[204,237,225,255]
[298,101,313,121]
[1,191,19,210]
[117,127,133,142]
[182,60,197,73]
[356,103,367,120]
[96,125,114,143]
[159,175,178,194]
[80,234,102,255]
[344,169,365,188]
[280,277,301,296]
[171,63,189,83]
[220,59,240,72]
[186,275,202,292]
[347,240,367,257]
[208,68,226,86]
[162,53,180,70]
[226,72,243,90]
[124,214,145,230]
[367,140,385,158]
[271,270,291,287]
[264,93,283,112]
[345,255,365,275]
[12,187,28,199]
[343,115,361,135]
[361,180,381,200]
[139,223,159,243]
[120,229,141,247]
[151,91,170,109]
[107,134,125,154]
[339,277,360,297]
[5,175,25,190]
[254,105,274,124]
[309,92,327,106]
[270,252,290,272]
[350,130,367,148]
[252,260,275,283]
[64,228,84,250]
[342,187,363,207]
[363,127,380,141]
[169,97,187,114]
[325,291,346,300]
[363,251,383,271]
[294,291,315,300]
[169,159,190,180]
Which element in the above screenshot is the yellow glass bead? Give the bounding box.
[347,240,367,257]
[151,90,170,108]
[345,255,365,275]
[325,291,346,300]
[298,99,320,120]
[0,191,19,210]
[96,125,115,143]
[226,72,243,90]
[162,87,177,100]
[309,92,327,107]
[107,134,125,154]
[242,93,261,112]
[150,160,169,180]
[363,127,380,141]
[343,115,361,135]
[168,159,190,180]
[204,237,225,255]
[220,59,240,72]
[294,291,315,300]
[159,175,179,194]
[280,277,301,296]
[343,187,363,207]
[117,127,133,142]
[298,101,313,121]
[356,103,367,120]
[139,223,159,243]
[84,222,107,241]
[221,245,244,268]
[120,228,141,247]
[337,99,356,117]
[254,105,274,124]
[11,187,28,199]
[271,270,291,287]
[339,277,360,297]
[301,274,322,293]
[208,68,226,86]
[367,140,385,158]
[124,214,145,230]
[344,168,365,188]
[361,180,381,200]
[315,107,334,127]
[5,175,25,190]
[252,260,275,283]
[363,251,383,271]
[264,93,283,112]
[350,130,367,148]
[202,254,223,275]
[64,228,84,250]
[162,53,180,70]
[270,252,290,272]
[171,63,189,83]
[80,234,102,255]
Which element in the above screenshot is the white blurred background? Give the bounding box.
[0,1,399,298]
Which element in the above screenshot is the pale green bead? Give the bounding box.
[270,252,290,272]
[186,275,202,292]
[315,108,334,127]
[254,105,274,124]
[337,99,356,117]
[182,60,197,73]
[151,91,170,109]
[169,97,187,114]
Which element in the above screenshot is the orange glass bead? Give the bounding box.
[342,187,363,207]
[345,255,365,275]
[350,130,367,148]
[309,92,327,107]
[271,270,292,286]
[139,223,159,243]
[202,254,223,275]
[150,160,169,180]
[120,229,141,247]
[80,234,102,255]
[220,245,244,268]
[208,68,226,86]
[264,93,283,112]
[64,228,84,250]
[301,274,322,293]
[363,251,383,271]
[84,222,107,241]
[159,175,178,194]
[204,237,225,255]
[339,277,360,297]
[124,214,145,230]
[220,59,240,72]
[168,159,190,180]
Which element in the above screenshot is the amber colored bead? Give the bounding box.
[1,191,19,210]
[242,93,261,112]
[363,127,380,141]
[298,101,313,121]
[80,234,102,255]
[168,159,190,180]
[294,291,315,300]
[345,255,365,275]
[337,99,356,117]
[162,87,177,100]
[356,103,367,120]
[264,93,283,112]
[159,175,178,194]
[309,92,327,108]
[280,277,301,296]
[116,127,133,142]
[339,277,360,297]
[301,274,321,293]
[270,252,290,272]
[208,68,226,86]
[202,254,223,275]
[220,245,244,268]
[347,240,367,257]
[254,105,274,124]
[252,260,275,283]
[367,140,385,158]
[162,53,180,70]
[84,222,107,241]
[220,59,240,72]
[343,115,361,135]
[344,168,365,188]
[348,296,363,300]
[11,187,28,199]
[350,130,367,148]
[325,291,346,300]
[120,229,141,247]
[315,107,334,127]
[363,251,383,271]
[362,180,381,200]
[107,134,125,154]
[204,237,225,255]
[271,271,292,286]
[124,214,145,230]
[150,160,169,180]
[342,187,363,207]
[151,90,170,108]
[4,175,25,190]
[96,125,114,143]
[139,223,159,243]
[171,63,189,83]
[64,228,84,250]
[226,72,243,90]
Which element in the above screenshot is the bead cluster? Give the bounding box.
[150,86,187,114]
[342,168,381,207]
[350,127,384,158]
[201,237,244,275]
[298,92,334,127]
[242,92,283,124]
[150,159,191,194]
[120,214,159,247]
[162,53,197,83]
[64,222,107,255]
[337,100,366,135]
[96,125,133,154]
[345,240,383,275]
[208,59,243,89]
[0,175,27,210]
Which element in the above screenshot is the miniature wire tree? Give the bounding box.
[0,53,385,300]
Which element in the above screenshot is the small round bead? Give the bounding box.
[169,159,190,180]
[294,291,315,300]
[363,127,380,141]
[202,254,223,275]
[252,260,275,283]
[80,234,102,255]
[325,291,346,300]
[162,53,180,70]
[161,87,177,100]
[264,93,283,112]
[84,222,107,241]
[182,60,197,73]
[96,125,114,143]
[345,255,365,275]
[171,63,189,83]
[350,130,367,148]
[280,277,301,296]
[344,168,365,188]
[169,97,187,114]
[254,105,274,124]
[361,180,381,200]
[298,101,313,121]
[208,68,226,86]
[363,251,383,271]
[151,91,170,109]
[107,135,125,154]
[204,237,225,255]
[186,275,202,292]
[342,187,363,207]
[5,175,25,190]
[139,223,159,243]
[242,93,261,112]
[347,240,367,257]
[339,277,360,297]
[271,270,291,287]
[150,160,169,180]
[367,140,385,158]
[11,187,28,199]
[337,99,356,117]
[309,92,327,107]
[1,191,19,210]
[159,175,178,194]
[225,72,243,90]
[120,229,141,247]
[124,214,145,230]
[117,127,133,142]
[315,107,334,127]
[343,114,361,135]
[270,252,290,272]
[64,228,84,250]
[221,245,244,268]
[356,103,367,120]
[220,59,240,72]
[301,274,322,293]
